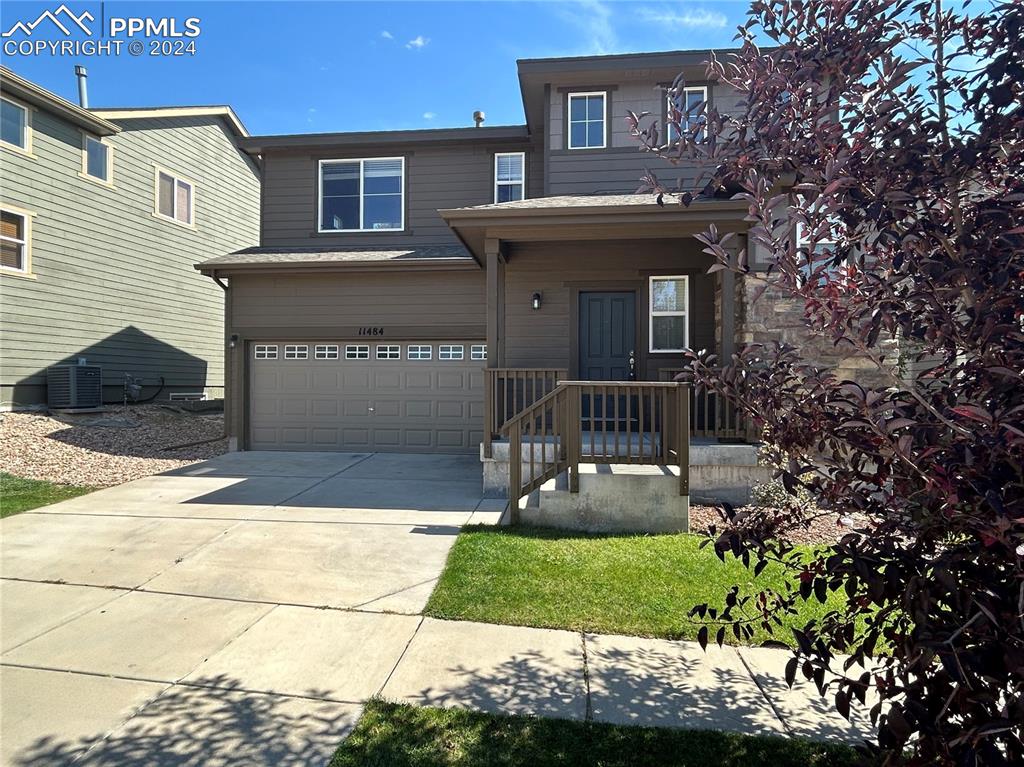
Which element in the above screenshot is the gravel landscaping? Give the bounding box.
[688,505,856,545]
[0,405,227,487]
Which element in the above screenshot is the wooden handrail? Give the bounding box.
[484,367,568,457]
[502,380,693,518]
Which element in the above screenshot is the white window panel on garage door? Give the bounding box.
[248,341,485,453]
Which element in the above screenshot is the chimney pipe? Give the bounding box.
[473,110,485,128]
[74,65,88,108]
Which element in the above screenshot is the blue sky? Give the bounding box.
[1,1,748,135]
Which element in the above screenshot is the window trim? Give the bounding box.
[470,344,487,361]
[0,95,32,156]
[345,344,370,360]
[284,344,309,360]
[666,86,708,143]
[439,344,464,360]
[318,156,406,233]
[80,132,114,186]
[314,344,339,360]
[407,344,433,361]
[153,165,196,228]
[0,205,33,276]
[376,344,401,360]
[567,91,607,150]
[648,275,690,353]
[493,151,526,203]
[253,344,278,360]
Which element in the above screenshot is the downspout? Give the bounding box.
[212,270,238,451]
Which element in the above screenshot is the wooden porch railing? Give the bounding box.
[502,381,690,520]
[483,368,568,458]
[660,368,758,442]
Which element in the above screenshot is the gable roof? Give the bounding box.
[90,106,249,138]
[0,65,119,136]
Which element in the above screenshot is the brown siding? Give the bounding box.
[261,140,538,247]
[230,270,487,335]
[503,239,717,379]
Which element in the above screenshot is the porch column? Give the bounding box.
[485,237,506,367]
[717,233,745,363]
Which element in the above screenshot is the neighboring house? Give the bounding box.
[194,49,827,467]
[0,66,260,409]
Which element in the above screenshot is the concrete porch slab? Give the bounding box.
[75,684,361,767]
[585,633,784,736]
[0,666,166,767]
[0,581,126,652]
[0,514,237,588]
[143,519,460,611]
[382,618,587,719]
[185,606,419,702]
[2,591,271,682]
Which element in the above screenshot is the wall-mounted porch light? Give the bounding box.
[531,292,542,311]
[229,333,239,349]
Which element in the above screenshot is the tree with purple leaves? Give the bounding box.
[630,1,1023,764]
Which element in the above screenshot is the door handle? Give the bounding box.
[628,349,636,380]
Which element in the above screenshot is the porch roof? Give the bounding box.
[439,194,749,260]
[194,244,478,275]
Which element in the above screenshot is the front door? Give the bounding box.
[578,291,636,380]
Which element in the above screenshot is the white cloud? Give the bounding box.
[564,0,616,54]
[636,6,727,29]
[422,111,437,120]
[406,35,429,50]
[380,30,393,39]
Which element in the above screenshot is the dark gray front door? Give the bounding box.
[578,291,636,380]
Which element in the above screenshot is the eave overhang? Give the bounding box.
[439,197,750,261]
[195,257,479,277]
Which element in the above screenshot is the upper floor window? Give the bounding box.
[667,86,707,143]
[1,208,30,274]
[649,275,689,353]
[567,92,606,149]
[1,97,29,152]
[83,135,111,184]
[155,167,194,226]
[320,157,404,232]
[494,152,525,203]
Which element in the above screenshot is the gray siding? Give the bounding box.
[261,139,542,247]
[503,239,717,380]
[546,80,745,196]
[0,109,260,407]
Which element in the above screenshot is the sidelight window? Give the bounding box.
[649,275,689,352]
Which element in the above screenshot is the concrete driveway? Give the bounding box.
[1,451,503,766]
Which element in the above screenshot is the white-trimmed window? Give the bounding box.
[82,135,111,183]
[254,344,278,359]
[407,345,432,360]
[439,344,464,360]
[284,344,308,359]
[0,208,30,273]
[494,152,525,203]
[1,97,29,152]
[319,157,404,232]
[667,86,707,143]
[470,344,487,361]
[155,167,194,226]
[649,275,689,352]
[376,345,400,360]
[314,344,339,359]
[567,92,606,149]
[345,345,370,360]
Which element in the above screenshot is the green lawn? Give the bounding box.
[329,700,860,767]
[0,472,94,518]
[425,526,844,647]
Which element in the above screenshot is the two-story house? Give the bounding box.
[0,66,260,409]
[198,49,755,461]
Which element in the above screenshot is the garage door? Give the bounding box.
[249,341,485,453]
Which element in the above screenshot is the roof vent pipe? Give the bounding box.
[74,65,88,108]
[473,110,485,128]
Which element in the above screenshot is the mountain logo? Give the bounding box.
[2,4,95,38]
